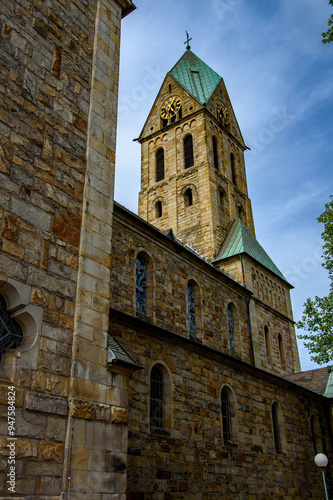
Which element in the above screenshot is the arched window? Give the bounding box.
[310,415,318,455]
[221,387,231,442]
[136,254,147,315]
[0,294,23,356]
[272,402,281,452]
[227,303,235,356]
[155,200,162,219]
[264,326,272,358]
[221,386,237,444]
[187,282,196,338]
[278,333,285,364]
[184,188,193,207]
[150,366,163,428]
[184,135,194,169]
[230,153,236,185]
[213,136,218,169]
[310,414,323,455]
[156,149,164,182]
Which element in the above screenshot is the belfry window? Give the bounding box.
[184,188,193,207]
[264,326,272,358]
[213,136,219,169]
[278,333,285,364]
[0,294,23,356]
[184,135,194,169]
[230,153,236,185]
[156,149,164,182]
[221,388,231,442]
[187,282,196,338]
[136,255,147,315]
[150,366,163,428]
[155,200,162,219]
[227,304,235,356]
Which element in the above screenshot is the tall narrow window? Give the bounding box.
[230,153,236,184]
[150,366,163,428]
[155,200,162,218]
[184,188,193,207]
[136,255,147,314]
[310,415,318,455]
[278,333,285,364]
[0,294,23,356]
[184,135,194,169]
[213,136,218,169]
[221,388,231,442]
[272,402,281,452]
[156,149,164,182]
[227,304,235,356]
[264,326,272,358]
[187,282,196,338]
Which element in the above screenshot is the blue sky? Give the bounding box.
[115,0,333,371]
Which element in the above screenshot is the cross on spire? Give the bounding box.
[184,31,192,50]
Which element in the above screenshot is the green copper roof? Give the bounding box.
[215,219,288,282]
[170,50,222,105]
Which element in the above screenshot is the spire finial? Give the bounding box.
[184,31,192,50]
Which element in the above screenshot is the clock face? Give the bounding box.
[160,96,181,120]
[216,99,230,125]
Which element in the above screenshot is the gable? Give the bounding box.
[138,72,204,141]
[215,218,289,283]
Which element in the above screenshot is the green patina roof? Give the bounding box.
[215,219,288,283]
[170,50,222,105]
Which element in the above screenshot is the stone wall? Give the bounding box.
[111,204,254,365]
[0,0,134,497]
[110,313,332,499]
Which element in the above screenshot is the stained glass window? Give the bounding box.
[184,135,194,169]
[272,403,281,452]
[150,366,163,428]
[188,283,195,337]
[221,388,231,442]
[0,295,23,355]
[228,305,235,356]
[136,255,146,315]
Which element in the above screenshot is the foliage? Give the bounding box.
[297,196,333,365]
[322,0,333,44]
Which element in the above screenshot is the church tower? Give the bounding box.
[138,46,255,262]
[138,45,301,374]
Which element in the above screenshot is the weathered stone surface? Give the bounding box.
[38,440,64,462]
[25,392,67,416]
[111,407,128,425]
[70,398,94,420]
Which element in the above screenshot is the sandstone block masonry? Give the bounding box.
[0,0,134,498]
